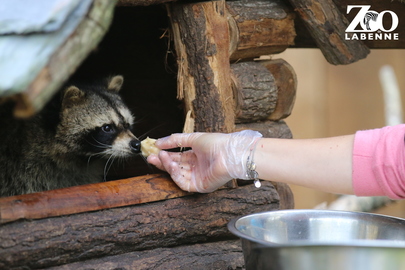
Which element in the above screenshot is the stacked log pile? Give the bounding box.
[1,0,297,269]
[0,175,292,269]
[2,0,403,268]
[168,0,297,140]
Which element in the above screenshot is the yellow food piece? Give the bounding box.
[141,137,160,157]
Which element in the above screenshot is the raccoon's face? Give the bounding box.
[56,75,141,159]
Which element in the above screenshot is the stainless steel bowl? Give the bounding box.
[228,210,405,270]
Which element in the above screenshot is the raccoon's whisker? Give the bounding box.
[138,123,167,140]
[103,155,116,181]
[132,115,149,125]
[86,137,110,149]
[138,151,156,172]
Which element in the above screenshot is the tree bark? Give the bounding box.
[236,120,293,139]
[168,0,235,133]
[0,182,284,269]
[261,59,297,121]
[231,62,278,124]
[231,59,297,123]
[287,0,370,65]
[227,0,296,61]
[47,240,245,270]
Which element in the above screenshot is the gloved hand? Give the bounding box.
[147,130,263,193]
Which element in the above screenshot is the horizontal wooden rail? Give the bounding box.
[0,173,190,224]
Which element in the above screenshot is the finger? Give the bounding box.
[155,133,203,150]
[158,151,197,192]
[146,154,164,171]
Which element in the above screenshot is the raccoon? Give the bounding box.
[0,75,141,197]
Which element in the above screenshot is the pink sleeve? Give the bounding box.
[353,125,405,199]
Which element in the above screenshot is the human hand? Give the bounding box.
[147,130,262,193]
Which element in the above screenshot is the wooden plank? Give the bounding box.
[0,174,190,224]
[0,182,282,269]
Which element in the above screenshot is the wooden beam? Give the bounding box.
[0,174,190,224]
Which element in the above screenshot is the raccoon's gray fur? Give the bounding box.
[0,75,141,197]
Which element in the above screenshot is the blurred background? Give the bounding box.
[278,49,405,218]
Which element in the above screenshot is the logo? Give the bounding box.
[345,5,399,41]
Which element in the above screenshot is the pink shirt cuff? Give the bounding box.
[353,125,405,199]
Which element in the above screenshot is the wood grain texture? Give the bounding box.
[0,174,190,224]
[0,182,282,269]
[168,0,235,133]
[232,62,278,123]
[227,0,296,61]
[47,240,245,270]
[236,119,293,139]
[261,58,297,121]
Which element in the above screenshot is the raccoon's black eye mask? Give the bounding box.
[85,124,118,153]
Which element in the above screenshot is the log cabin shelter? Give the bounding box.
[0,0,404,269]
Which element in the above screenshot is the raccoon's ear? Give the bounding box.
[107,75,124,92]
[62,86,86,109]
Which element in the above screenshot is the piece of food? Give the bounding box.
[141,137,160,157]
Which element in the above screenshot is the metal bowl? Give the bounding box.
[228,210,405,270]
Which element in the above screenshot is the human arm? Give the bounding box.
[147,131,355,194]
[253,135,354,195]
[147,125,405,199]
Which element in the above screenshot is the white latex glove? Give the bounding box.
[147,130,262,193]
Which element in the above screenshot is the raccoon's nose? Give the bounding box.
[130,139,142,153]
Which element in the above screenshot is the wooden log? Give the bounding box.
[231,62,278,124]
[168,0,235,133]
[47,240,245,270]
[231,59,297,123]
[236,120,293,139]
[273,182,295,209]
[287,0,370,65]
[0,174,190,224]
[227,0,296,61]
[0,182,283,269]
[261,58,297,121]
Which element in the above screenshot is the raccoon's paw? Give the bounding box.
[141,137,161,157]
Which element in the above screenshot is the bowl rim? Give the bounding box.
[227,209,405,248]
